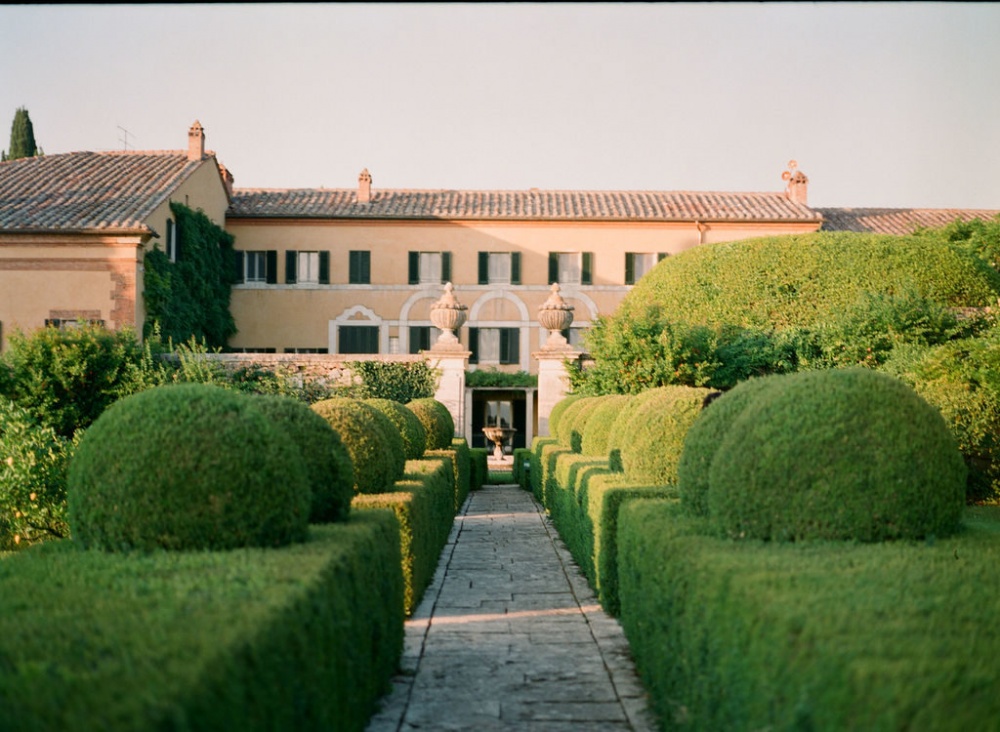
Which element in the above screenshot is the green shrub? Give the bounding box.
[311,398,406,494]
[555,396,604,452]
[0,510,404,732]
[883,336,1000,504]
[618,231,1000,331]
[0,398,75,549]
[579,395,629,457]
[252,395,354,523]
[605,388,689,472]
[363,398,427,460]
[0,323,145,437]
[620,386,714,486]
[68,384,310,551]
[469,447,488,490]
[547,394,582,440]
[708,369,966,542]
[426,438,471,510]
[678,376,785,516]
[618,500,1000,732]
[405,398,454,450]
[348,360,438,403]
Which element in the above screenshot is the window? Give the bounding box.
[478,252,521,285]
[409,326,441,354]
[625,252,668,285]
[285,250,330,285]
[232,250,277,284]
[284,347,328,354]
[484,400,513,428]
[165,219,178,262]
[408,251,452,285]
[548,252,593,285]
[338,325,379,354]
[349,250,371,284]
[469,327,520,365]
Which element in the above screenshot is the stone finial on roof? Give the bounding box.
[357,168,372,204]
[188,120,205,161]
[782,160,808,206]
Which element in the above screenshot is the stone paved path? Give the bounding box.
[365,483,658,732]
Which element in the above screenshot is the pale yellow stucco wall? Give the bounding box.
[226,217,820,371]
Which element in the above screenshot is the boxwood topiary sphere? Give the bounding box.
[605,387,690,472]
[547,395,582,441]
[580,395,629,457]
[68,384,310,552]
[311,398,405,494]
[556,396,605,452]
[405,398,454,450]
[677,376,785,516]
[619,386,715,486]
[707,368,967,542]
[253,394,354,523]
[363,398,427,460]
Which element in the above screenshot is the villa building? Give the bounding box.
[1,121,996,446]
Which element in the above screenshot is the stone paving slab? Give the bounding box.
[365,484,658,732]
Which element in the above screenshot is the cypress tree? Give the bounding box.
[3,107,39,161]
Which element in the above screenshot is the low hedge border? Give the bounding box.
[353,457,455,616]
[512,447,532,489]
[425,438,471,511]
[617,499,1000,731]
[528,437,558,501]
[469,448,488,490]
[0,511,404,732]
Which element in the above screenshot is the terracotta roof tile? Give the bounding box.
[228,187,823,223]
[0,150,205,233]
[818,207,1000,236]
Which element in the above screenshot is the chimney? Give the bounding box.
[188,120,205,161]
[782,160,808,206]
[357,168,372,204]
[218,162,234,198]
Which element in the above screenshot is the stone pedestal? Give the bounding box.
[428,349,471,439]
[534,349,580,437]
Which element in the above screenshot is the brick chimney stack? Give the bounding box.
[782,160,808,205]
[188,121,205,161]
[357,168,372,203]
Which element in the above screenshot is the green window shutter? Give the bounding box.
[442,251,452,283]
[511,252,521,285]
[232,250,245,284]
[548,253,559,284]
[581,252,593,285]
[349,251,359,283]
[468,327,479,364]
[408,252,419,285]
[501,328,520,365]
[265,250,278,284]
[362,251,371,283]
[625,253,635,285]
[478,252,489,285]
[409,326,430,354]
[364,326,379,354]
[318,251,330,284]
[285,250,297,284]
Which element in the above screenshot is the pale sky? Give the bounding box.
[1,2,998,209]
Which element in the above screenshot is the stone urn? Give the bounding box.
[429,282,468,349]
[537,283,575,349]
[482,425,517,461]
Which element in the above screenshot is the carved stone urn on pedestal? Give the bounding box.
[429,282,468,350]
[537,283,575,350]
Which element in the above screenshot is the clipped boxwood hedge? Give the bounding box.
[708,369,966,542]
[616,231,1000,331]
[363,398,427,460]
[678,376,785,516]
[69,384,310,552]
[620,386,714,486]
[547,394,582,441]
[253,394,354,523]
[0,510,404,732]
[556,396,607,453]
[405,398,454,450]
[311,398,406,494]
[579,394,630,457]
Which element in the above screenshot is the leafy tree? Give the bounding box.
[347,360,439,403]
[0,323,145,438]
[143,202,238,348]
[1,107,41,161]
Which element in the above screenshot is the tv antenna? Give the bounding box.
[117,125,133,151]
